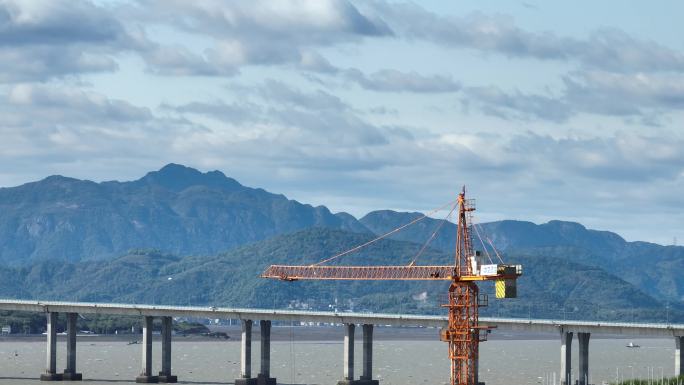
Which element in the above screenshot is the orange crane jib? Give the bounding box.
[261,265,517,282]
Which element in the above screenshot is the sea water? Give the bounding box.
[0,332,675,385]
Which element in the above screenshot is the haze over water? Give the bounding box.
[0,330,675,385]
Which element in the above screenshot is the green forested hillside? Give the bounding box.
[0,228,679,322]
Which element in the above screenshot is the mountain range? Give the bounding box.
[0,164,681,321]
[0,163,365,264]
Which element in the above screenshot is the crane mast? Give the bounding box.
[446,191,480,385]
[261,187,521,385]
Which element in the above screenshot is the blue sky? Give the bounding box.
[1,0,683,244]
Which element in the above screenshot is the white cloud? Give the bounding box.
[146,0,392,41]
[343,68,461,93]
[0,0,143,82]
[142,44,239,76]
[6,83,152,122]
[564,71,684,116]
[131,0,391,75]
[461,70,684,123]
[464,85,571,122]
[365,2,684,74]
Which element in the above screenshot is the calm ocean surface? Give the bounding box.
[0,329,676,385]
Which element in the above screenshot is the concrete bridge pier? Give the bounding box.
[337,323,378,385]
[337,323,355,385]
[136,316,158,383]
[360,324,378,385]
[40,312,62,381]
[578,332,590,385]
[560,330,573,385]
[62,313,82,381]
[158,316,177,383]
[257,320,276,385]
[235,319,257,385]
[676,336,684,376]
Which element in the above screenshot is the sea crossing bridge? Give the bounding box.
[1,299,682,384]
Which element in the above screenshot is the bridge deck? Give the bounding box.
[0,299,682,337]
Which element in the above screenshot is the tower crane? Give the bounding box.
[261,187,522,385]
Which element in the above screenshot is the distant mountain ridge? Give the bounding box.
[0,163,367,264]
[360,211,684,303]
[360,211,628,254]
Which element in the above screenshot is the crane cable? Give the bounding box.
[486,234,505,264]
[474,222,504,264]
[311,198,459,266]
[472,221,494,264]
[407,201,458,266]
